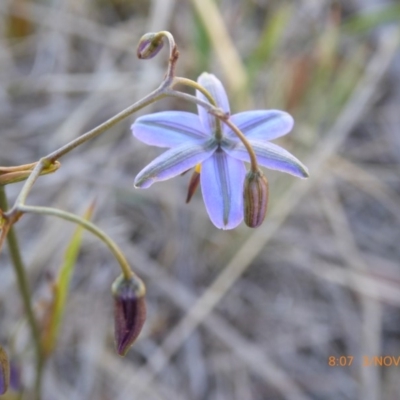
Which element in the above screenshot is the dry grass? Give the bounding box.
[1,0,400,399]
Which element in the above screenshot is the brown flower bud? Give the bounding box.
[136,33,164,60]
[112,275,146,356]
[243,170,269,228]
[0,345,10,395]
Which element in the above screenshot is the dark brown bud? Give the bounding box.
[0,345,10,395]
[136,33,164,59]
[112,275,146,356]
[243,170,269,228]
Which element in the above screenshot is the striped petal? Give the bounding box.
[226,110,294,141]
[223,140,309,178]
[196,73,230,133]
[132,111,208,148]
[200,149,246,230]
[134,140,216,188]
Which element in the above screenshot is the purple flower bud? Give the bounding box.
[243,170,269,228]
[136,33,164,60]
[0,346,10,395]
[112,275,146,356]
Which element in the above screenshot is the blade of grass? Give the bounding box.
[190,0,249,107]
[323,44,366,123]
[193,11,211,75]
[342,4,400,34]
[247,4,293,85]
[42,201,95,357]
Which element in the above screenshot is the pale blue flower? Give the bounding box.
[131,73,309,230]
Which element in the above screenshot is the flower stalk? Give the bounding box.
[172,77,223,140]
[18,205,134,280]
[173,77,217,106]
[3,32,212,221]
[0,187,44,399]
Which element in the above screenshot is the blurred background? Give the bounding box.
[1,0,400,399]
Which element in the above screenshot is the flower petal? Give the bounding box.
[200,149,246,230]
[226,110,294,141]
[223,139,309,178]
[196,73,230,133]
[132,111,208,148]
[134,140,216,188]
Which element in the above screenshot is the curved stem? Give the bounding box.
[14,160,46,210]
[172,77,223,141]
[172,77,217,106]
[6,85,212,215]
[19,205,134,280]
[164,89,215,112]
[216,116,259,173]
[4,31,178,213]
[0,187,44,399]
[157,31,179,80]
[6,90,167,216]
[0,30,181,397]
[47,90,167,163]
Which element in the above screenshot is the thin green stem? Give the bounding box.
[216,115,259,173]
[0,187,44,399]
[19,205,134,280]
[47,89,167,162]
[0,30,182,398]
[13,160,46,211]
[3,31,179,215]
[156,31,179,80]
[7,90,166,216]
[173,77,217,106]
[164,89,215,112]
[172,77,223,140]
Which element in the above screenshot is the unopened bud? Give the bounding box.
[112,275,146,356]
[0,345,10,395]
[243,170,269,228]
[137,33,164,59]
